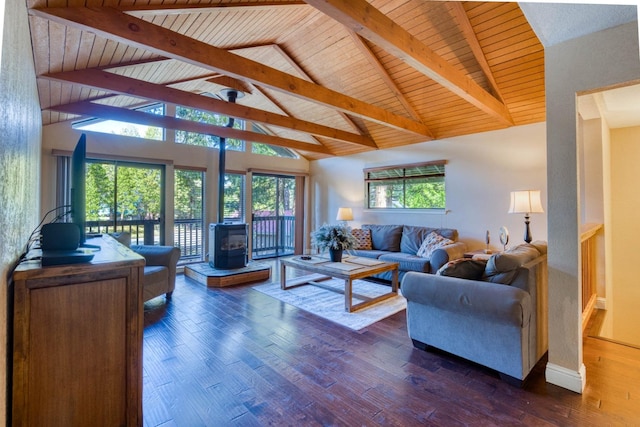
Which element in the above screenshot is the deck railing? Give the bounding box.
[252,214,295,258]
[88,215,295,263]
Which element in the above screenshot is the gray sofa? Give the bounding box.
[401,241,548,385]
[350,224,467,281]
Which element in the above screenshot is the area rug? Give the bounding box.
[252,275,406,331]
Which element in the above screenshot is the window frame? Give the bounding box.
[364,160,447,210]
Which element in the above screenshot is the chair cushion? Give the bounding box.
[362,224,403,251]
[143,265,168,286]
[351,228,372,250]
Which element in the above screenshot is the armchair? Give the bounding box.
[111,232,181,302]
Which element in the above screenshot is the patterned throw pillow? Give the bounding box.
[351,228,372,250]
[416,231,454,258]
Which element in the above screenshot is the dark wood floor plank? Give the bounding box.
[140,260,640,426]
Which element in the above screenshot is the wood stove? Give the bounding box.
[209,223,247,269]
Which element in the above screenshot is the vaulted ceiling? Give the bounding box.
[27,0,545,160]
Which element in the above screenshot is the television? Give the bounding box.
[71,133,87,246]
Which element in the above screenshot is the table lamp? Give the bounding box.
[508,190,544,243]
[336,207,353,225]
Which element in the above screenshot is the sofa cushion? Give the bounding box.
[437,258,487,280]
[351,228,372,250]
[483,244,541,285]
[378,252,431,273]
[350,249,389,259]
[362,224,403,251]
[416,231,454,258]
[400,226,458,254]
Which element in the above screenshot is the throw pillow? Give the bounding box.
[437,258,487,280]
[351,228,372,250]
[416,231,454,259]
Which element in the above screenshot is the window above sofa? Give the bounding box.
[364,160,446,210]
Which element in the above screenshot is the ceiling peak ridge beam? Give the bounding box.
[31,6,431,138]
[41,69,376,148]
[449,2,505,104]
[347,31,423,124]
[117,1,310,17]
[303,0,513,126]
[49,100,331,155]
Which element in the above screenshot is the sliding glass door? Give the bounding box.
[86,160,165,245]
[251,173,296,258]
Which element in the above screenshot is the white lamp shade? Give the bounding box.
[508,190,544,214]
[336,207,354,221]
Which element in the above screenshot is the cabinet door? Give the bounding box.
[26,277,128,426]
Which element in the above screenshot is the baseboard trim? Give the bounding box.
[546,362,586,393]
[596,297,606,310]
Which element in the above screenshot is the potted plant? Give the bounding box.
[310,223,357,262]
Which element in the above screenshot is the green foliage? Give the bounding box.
[85,162,161,221]
[175,106,243,150]
[310,224,357,250]
[175,169,203,219]
[86,163,114,220]
[223,173,243,220]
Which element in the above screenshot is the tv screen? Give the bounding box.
[71,134,87,246]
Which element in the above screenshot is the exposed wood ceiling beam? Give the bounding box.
[449,2,504,103]
[303,0,513,126]
[117,1,308,17]
[49,100,331,154]
[270,44,368,137]
[347,31,423,123]
[41,69,376,148]
[32,6,431,138]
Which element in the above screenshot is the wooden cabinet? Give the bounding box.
[11,235,145,426]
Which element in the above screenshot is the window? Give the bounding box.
[73,103,165,140]
[175,168,205,263]
[175,106,244,151]
[365,161,446,209]
[224,173,245,222]
[250,123,297,158]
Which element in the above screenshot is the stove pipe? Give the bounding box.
[217,89,242,223]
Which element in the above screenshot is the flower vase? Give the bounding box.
[329,248,343,262]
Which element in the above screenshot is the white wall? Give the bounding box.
[605,126,640,345]
[579,117,607,299]
[310,122,548,251]
[545,21,640,393]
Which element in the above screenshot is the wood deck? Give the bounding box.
[142,259,640,425]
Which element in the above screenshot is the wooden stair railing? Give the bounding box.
[581,223,603,332]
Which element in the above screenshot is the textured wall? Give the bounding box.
[545,21,640,393]
[0,0,42,421]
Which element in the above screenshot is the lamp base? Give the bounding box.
[524,214,532,244]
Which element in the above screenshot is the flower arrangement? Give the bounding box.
[310,223,357,251]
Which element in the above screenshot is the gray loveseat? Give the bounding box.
[402,241,548,385]
[350,224,467,282]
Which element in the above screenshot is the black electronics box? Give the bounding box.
[41,223,80,251]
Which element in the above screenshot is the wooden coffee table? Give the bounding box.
[280,255,399,312]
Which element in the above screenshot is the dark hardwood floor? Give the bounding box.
[142,260,640,426]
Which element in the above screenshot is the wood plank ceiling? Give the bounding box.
[26,0,545,160]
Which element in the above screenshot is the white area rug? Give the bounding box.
[252,275,406,331]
